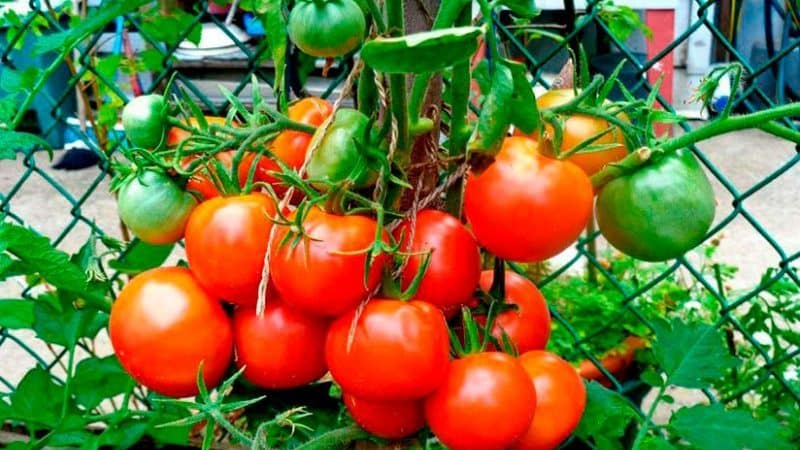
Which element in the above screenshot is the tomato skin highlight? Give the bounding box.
[109,267,233,398]
[343,394,425,439]
[478,270,551,353]
[288,0,367,58]
[595,148,716,261]
[270,207,389,317]
[394,209,481,316]
[464,137,593,262]
[424,352,537,450]
[117,170,197,245]
[512,351,587,450]
[233,300,328,389]
[326,299,450,401]
[184,194,276,306]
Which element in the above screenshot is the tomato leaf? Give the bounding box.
[0,299,35,329]
[0,67,39,93]
[651,318,738,388]
[32,292,107,347]
[468,63,514,153]
[360,27,482,74]
[501,59,539,134]
[575,382,638,447]
[109,240,173,275]
[253,0,288,111]
[72,356,136,410]
[6,367,66,427]
[498,0,539,19]
[670,403,793,450]
[638,436,677,450]
[0,130,51,159]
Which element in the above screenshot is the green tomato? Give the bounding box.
[288,0,367,58]
[595,148,716,262]
[122,94,168,149]
[307,109,383,189]
[117,170,198,245]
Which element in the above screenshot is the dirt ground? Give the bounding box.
[1,127,798,419]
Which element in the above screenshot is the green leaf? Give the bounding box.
[72,356,135,410]
[468,63,514,153]
[651,318,738,388]
[0,299,34,329]
[0,67,39,93]
[360,27,482,74]
[139,7,202,48]
[498,0,539,19]
[8,367,65,427]
[109,241,173,274]
[638,436,676,450]
[34,0,152,55]
[501,58,539,134]
[98,419,150,449]
[670,404,793,450]
[0,130,50,158]
[32,292,107,347]
[575,382,638,447]
[254,0,288,111]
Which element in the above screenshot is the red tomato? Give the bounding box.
[478,270,551,353]
[109,267,233,398]
[184,194,276,306]
[343,393,425,439]
[166,116,230,148]
[512,351,587,450]
[326,299,450,400]
[269,207,388,317]
[183,150,235,200]
[464,137,593,262]
[514,89,629,175]
[424,352,537,450]
[255,98,333,194]
[393,209,481,317]
[233,300,328,389]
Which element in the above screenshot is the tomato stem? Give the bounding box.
[590,147,653,190]
[385,0,410,163]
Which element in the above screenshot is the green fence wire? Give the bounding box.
[1,0,798,448]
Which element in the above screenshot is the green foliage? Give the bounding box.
[575,381,639,449]
[360,27,483,74]
[670,403,793,450]
[596,0,653,42]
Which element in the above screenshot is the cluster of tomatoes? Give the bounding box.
[109,84,615,449]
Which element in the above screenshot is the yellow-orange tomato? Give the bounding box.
[515,89,628,175]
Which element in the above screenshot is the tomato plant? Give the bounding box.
[122,94,168,149]
[343,394,425,439]
[116,170,197,245]
[512,351,587,450]
[166,116,230,147]
[287,0,367,57]
[326,299,450,400]
[233,300,328,389]
[464,137,594,262]
[478,270,551,353]
[184,194,276,306]
[109,267,233,398]
[269,207,388,317]
[424,352,537,450]
[394,209,481,315]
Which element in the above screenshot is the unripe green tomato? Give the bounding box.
[117,170,197,245]
[288,0,367,58]
[595,148,716,261]
[122,94,168,149]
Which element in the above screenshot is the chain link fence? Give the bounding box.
[1,0,798,448]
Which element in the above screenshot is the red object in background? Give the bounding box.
[646,8,676,137]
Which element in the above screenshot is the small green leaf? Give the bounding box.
[670,404,793,450]
[32,292,107,347]
[8,367,65,427]
[0,130,50,158]
[98,419,150,449]
[0,299,34,329]
[72,356,135,410]
[575,382,638,445]
[638,436,676,450]
[469,63,514,153]
[255,0,288,111]
[501,59,539,134]
[361,27,482,74]
[652,318,738,388]
[109,241,173,275]
[498,0,539,19]
[639,367,664,387]
[0,67,39,93]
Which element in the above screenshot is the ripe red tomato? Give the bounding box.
[514,89,629,175]
[343,393,425,439]
[424,352,537,450]
[269,207,388,317]
[184,194,276,306]
[464,137,593,262]
[478,270,551,353]
[326,299,450,400]
[109,267,233,398]
[183,150,235,200]
[393,209,481,317]
[233,300,328,389]
[512,351,587,450]
[254,98,333,194]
